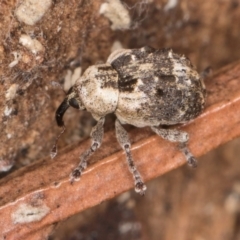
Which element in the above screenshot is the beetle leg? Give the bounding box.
[178,142,198,168]
[115,119,147,195]
[151,126,197,168]
[70,117,105,183]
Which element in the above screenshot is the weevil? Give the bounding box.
[51,46,206,195]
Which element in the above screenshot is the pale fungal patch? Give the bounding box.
[63,67,82,92]
[118,221,141,234]
[0,158,14,172]
[4,106,13,117]
[12,203,50,224]
[19,34,44,54]
[57,21,63,32]
[117,191,131,203]
[164,0,178,11]
[7,133,12,139]
[5,84,19,101]
[9,52,22,68]
[15,0,52,26]
[224,182,240,214]
[99,0,131,30]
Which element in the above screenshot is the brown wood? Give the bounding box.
[0,61,240,239]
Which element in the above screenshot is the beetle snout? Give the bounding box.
[56,98,69,127]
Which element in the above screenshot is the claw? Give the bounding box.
[135,182,147,196]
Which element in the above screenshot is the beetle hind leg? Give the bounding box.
[178,142,197,168]
[115,119,147,195]
[70,117,105,183]
[151,126,197,168]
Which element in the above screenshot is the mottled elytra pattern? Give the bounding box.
[109,46,205,127]
[51,46,206,195]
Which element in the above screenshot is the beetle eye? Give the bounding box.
[69,98,80,109]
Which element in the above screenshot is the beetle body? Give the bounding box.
[52,46,206,195]
[73,46,205,126]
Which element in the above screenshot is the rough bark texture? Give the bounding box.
[0,0,240,239]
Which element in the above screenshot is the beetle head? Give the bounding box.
[56,86,85,127]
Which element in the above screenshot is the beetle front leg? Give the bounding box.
[115,119,147,195]
[151,126,197,168]
[70,117,105,183]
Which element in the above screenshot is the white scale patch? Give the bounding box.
[118,90,146,110]
[138,63,153,72]
[116,78,149,127]
[118,78,147,110]
[172,61,192,85]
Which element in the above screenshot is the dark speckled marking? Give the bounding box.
[156,88,164,97]
[119,78,138,92]
[159,75,176,82]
